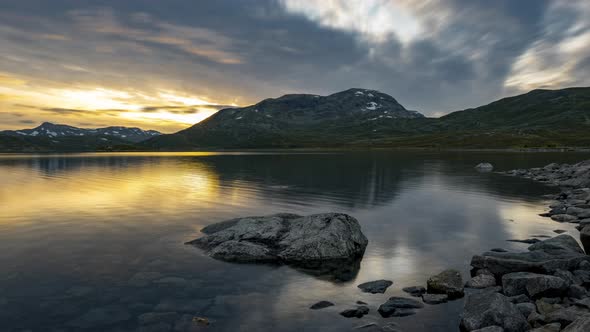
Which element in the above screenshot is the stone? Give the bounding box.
[378,297,423,317]
[402,286,426,297]
[472,327,504,332]
[568,284,587,299]
[502,272,568,298]
[580,225,590,253]
[574,297,590,309]
[573,269,590,285]
[475,163,494,171]
[340,306,370,318]
[357,280,393,294]
[508,295,531,304]
[356,301,367,305]
[310,301,334,310]
[562,316,590,331]
[466,274,497,289]
[422,293,448,304]
[553,230,566,234]
[545,305,590,327]
[507,239,541,244]
[516,302,536,318]
[579,260,590,271]
[491,248,508,252]
[531,323,561,332]
[551,214,578,223]
[528,235,585,255]
[187,213,368,265]
[426,269,464,299]
[460,291,529,332]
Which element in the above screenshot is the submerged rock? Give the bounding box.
[187,213,368,270]
[475,163,494,172]
[357,280,393,294]
[310,301,334,310]
[378,297,423,317]
[340,306,370,318]
[402,286,426,297]
[422,293,448,304]
[427,269,464,299]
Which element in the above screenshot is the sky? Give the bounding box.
[0,0,589,133]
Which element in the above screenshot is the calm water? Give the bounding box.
[1,151,589,332]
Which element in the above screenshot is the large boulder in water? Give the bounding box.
[460,291,529,332]
[187,213,368,265]
[427,269,465,299]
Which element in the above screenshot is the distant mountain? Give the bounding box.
[142,88,425,149]
[2,122,161,143]
[0,122,161,152]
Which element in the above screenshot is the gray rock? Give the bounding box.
[357,280,393,294]
[491,248,509,252]
[553,230,566,234]
[545,305,590,326]
[460,291,529,332]
[466,274,497,289]
[422,293,448,304]
[402,286,426,297]
[562,316,590,331]
[310,301,334,310]
[551,214,578,223]
[340,306,370,318]
[472,327,504,332]
[378,297,423,317]
[426,269,464,299]
[507,239,541,244]
[574,297,590,309]
[188,213,368,264]
[553,270,575,286]
[530,323,561,332]
[475,163,494,171]
[508,295,531,304]
[528,235,585,255]
[516,302,536,318]
[579,260,590,270]
[568,284,587,299]
[502,272,568,298]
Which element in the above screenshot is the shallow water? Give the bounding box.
[1,151,589,332]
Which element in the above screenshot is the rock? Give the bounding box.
[472,327,504,332]
[531,323,561,332]
[551,214,578,223]
[535,298,563,316]
[568,284,587,299]
[426,269,464,299]
[378,297,423,317]
[508,295,531,304]
[502,272,568,298]
[475,163,494,171]
[562,316,590,331]
[516,302,536,318]
[545,305,590,327]
[356,300,367,305]
[402,286,426,297]
[340,306,370,318]
[422,293,448,304]
[357,280,393,294]
[573,269,590,285]
[553,230,566,234]
[466,274,497,289]
[528,311,546,328]
[528,235,585,254]
[460,291,529,332]
[573,297,590,309]
[580,226,590,253]
[579,260,590,270]
[553,270,576,286]
[507,239,541,244]
[67,305,131,328]
[310,301,334,310]
[491,248,509,253]
[187,213,368,265]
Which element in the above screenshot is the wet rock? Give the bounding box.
[579,260,590,270]
[67,305,131,328]
[580,225,590,253]
[466,273,497,289]
[340,306,370,318]
[551,214,578,223]
[356,301,367,305]
[507,239,541,244]
[475,163,494,172]
[508,295,531,304]
[544,305,590,327]
[310,301,334,310]
[553,230,566,234]
[562,315,590,331]
[491,248,508,253]
[357,280,393,294]
[472,327,504,332]
[516,302,536,318]
[378,297,423,317]
[402,286,426,297]
[531,323,561,332]
[568,284,587,299]
[422,293,448,304]
[528,235,585,254]
[573,297,590,309]
[460,291,529,332]
[426,269,464,299]
[502,272,568,298]
[187,213,368,265]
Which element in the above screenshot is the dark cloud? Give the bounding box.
[140,104,233,114]
[0,0,588,120]
[18,119,35,124]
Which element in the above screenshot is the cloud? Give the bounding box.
[18,119,35,124]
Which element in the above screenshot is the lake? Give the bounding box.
[1,151,589,332]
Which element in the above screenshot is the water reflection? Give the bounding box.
[1,151,589,331]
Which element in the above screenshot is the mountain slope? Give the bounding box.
[142,88,425,149]
[1,122,161,143]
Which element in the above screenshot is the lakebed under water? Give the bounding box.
[1,151,589,332]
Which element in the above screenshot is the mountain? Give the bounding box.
[142,88,425,149]
[0,123,161,152]
[1,122,161,143]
